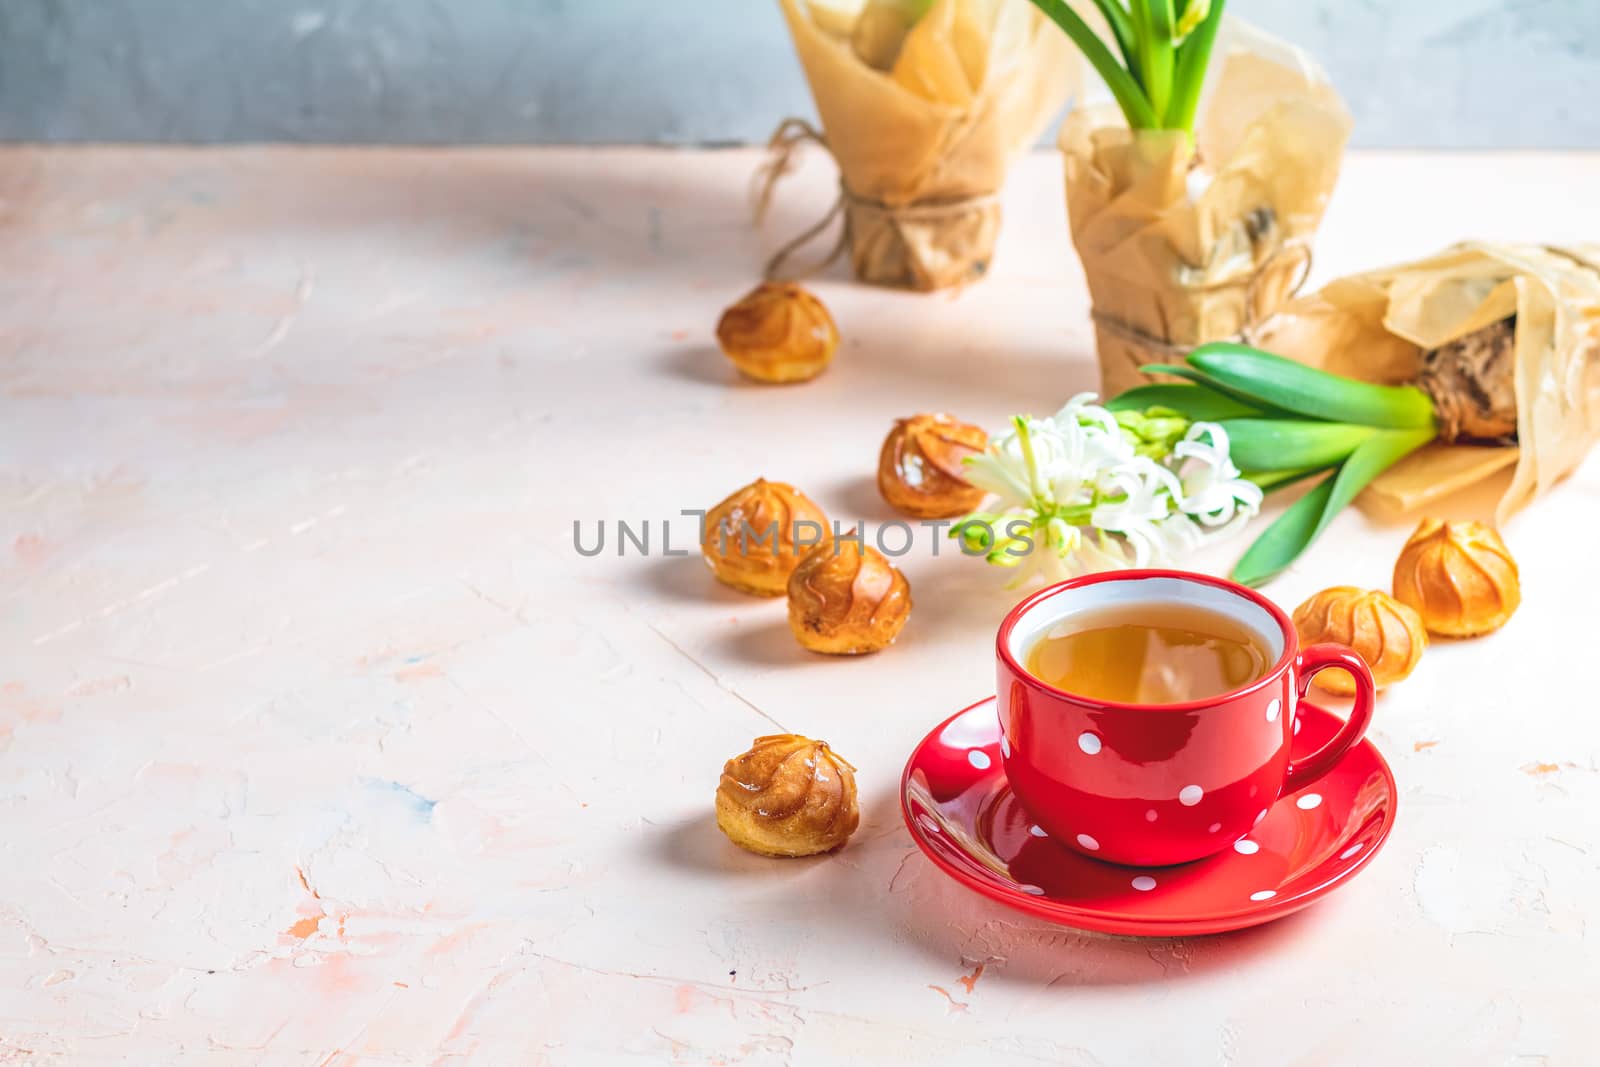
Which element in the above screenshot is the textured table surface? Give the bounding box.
[2,146,1598,1065]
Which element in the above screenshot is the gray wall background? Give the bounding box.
[1,0,1595,148]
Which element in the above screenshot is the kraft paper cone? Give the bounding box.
[767,0,1079,290]
[1252,243,1600,523]
[1061,19,1351,395]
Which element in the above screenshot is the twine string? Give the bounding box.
[1089,240,1315,355]
[751,117,829,226]
[752,117,1000,283]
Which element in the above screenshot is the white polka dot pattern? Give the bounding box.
[1178,785,1203,806]
[1130,876,1157,891]
[1078,732,1102,755]
[1249,890,1277,901]
[967,750,991,770]
[1234,839,1259,855]
[1265,698,1281,723]
[1296,793,1322,810]
[1076,833,1100,851]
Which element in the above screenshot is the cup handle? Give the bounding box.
[1283,643,1376,792]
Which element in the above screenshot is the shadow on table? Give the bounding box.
[866,785,1322,989]
[651,810,851,882]
[816,472,902,526]
[660,344,752,388]
[892,549,1024,648]
[651,305,1101,414]
[640,555,754,607]
[692,782,1322,990]
[642,556,888,671]
[717,616,806,668]
[705,584,1004,671]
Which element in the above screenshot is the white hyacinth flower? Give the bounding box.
[954,397,1261,585]
[1171,423,1264,531]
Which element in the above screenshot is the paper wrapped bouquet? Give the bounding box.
[1062,21,1352,395]
[1256,243,1600,522]
[766,0,1080,290]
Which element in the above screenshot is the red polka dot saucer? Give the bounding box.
[901,696,1397,936]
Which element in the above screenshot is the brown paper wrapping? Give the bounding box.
[1061,21,1352,395]
[1252,243,1600,523]
[771,0,1079,290]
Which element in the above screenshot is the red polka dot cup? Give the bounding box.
[997,570,1376,867]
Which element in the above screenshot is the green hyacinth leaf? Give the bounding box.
[1230,426,1435,587]
[1215,419,1377,472]
[1138,363,1298,419]
[1240,466,1325,492]
[1188,343,1437,430]
[1230,474,1334,588]
[1105,382,1260,420]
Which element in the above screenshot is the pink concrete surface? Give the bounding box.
[1,146,1598,1064]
